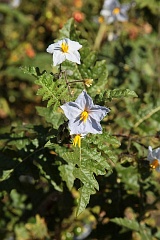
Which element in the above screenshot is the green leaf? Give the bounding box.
[81,148,111,174]
[88,59,109,97]
[20,66,38,77]
[0,169,13,182]
[105,89,138,100]
[59,18,74,38]
[34,161,62,192]
[86,134,120,164]
[15,224,30,240]
[21,66,69,109]
[116,164,139,192]
[110,218,140,231]
[76,185,95,216]
[92,60,108,82]
[59,164,75,190]
[5,131,30,151]
[59,18,79,40]
[110,217,152,239]
[89,132,120,148]
[61,151,80,166]
[36,106,64,129]
[35,73,63,108]
[73,168,99,191]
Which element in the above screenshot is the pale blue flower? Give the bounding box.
[46,38,82,66]
[100,0,131,24]
[61,90,110,135]
[147,146,160,172]
[10,0,21,8]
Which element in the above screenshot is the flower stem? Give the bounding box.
[80,143,82,169]
[67,80,84,84]
[64,70,72,96]
[93,22,107,51]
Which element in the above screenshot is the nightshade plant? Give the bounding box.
[1,0,160,238]
[100,0,131,24]
[19,18,138,216]
[1,17,138,222]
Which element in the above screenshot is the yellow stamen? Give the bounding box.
[98,16,104,23]
[112,7,120,15]
[73,135,81,148]
[61,42,69,53]
[84,79,93,87]
[150,159,159,169]
[80,110,88,122]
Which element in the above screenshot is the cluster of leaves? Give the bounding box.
[21,18,138,215]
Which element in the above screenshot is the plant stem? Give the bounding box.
[67,80,84,84]
[133,105,160,128]
[80,144,82,169]
[64,70,72,96]
[93,22,107,51]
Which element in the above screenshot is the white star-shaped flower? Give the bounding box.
[60,90,110,135]
[46,38,82,66]
[100,0,131,24]
[147,146,160,172]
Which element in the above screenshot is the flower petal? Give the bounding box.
[116,12,128,22]
[67,38,82,51]
[68,117,102,135]
[147,146,154,162]
[61,102,82,120]
[121,3,131,12]
[89,105,110,121]
[46,38,82,65]
[66,51,81,64]
[106,15,115,24]
[61,91,110,136]
[46,43,55,54]
[103,0,119,9]
[147,146,160,162]
[75,91,93,110]
[53,51,66,66]
[155,148,160,160]
[100,9,111,17]
[52,41,61,51]
[152,147,160,160]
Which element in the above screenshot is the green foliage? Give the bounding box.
[36,106,64,129]
[15,214,49,240]
[110,218,152,239]
[1,0,160,239]
[105,88,138,99]
[116,164,139,192]
[21,66,70,109]
[135,0,160,14]
[43,129,121,216]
